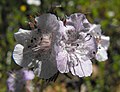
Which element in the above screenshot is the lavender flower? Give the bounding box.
[55,13,110,77]
[13,14,59,79]
[7,69,34,92]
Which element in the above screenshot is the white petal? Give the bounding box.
[100,35,110,50]
[89,24,101,37]
[33,48,58,79]
[75,60,92,77]
[58,21,68,40]
[56,50,69,73]
[66,13,86,32]
[37,55,58,79]
[34,59,58,79]
[13,44,34,67]
[14,28,38,46]
[95,46,108,61]
[84,36,97,59]
[80,57,92,77]
[70,55,92,77]
[83,18,90,24]
[35,14,59,33]
[13,44,24,66]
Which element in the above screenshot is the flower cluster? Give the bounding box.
[7,69,34,92]
[13,13,110,79]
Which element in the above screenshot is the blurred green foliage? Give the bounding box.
[0,0,120,92]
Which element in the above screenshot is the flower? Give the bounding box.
[54,13,110,77]
[13,14,60,79]
[26,0,41,6]
[107,11,115,18]
[13,13,110,79]
[7,69,34,92]
[20,5,27,12]
[23,69,35,80]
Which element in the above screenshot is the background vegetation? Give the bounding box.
[0,0,120,92]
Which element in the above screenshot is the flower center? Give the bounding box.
[32,33,52,52]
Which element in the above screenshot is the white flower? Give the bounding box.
[107,11,115,18]
[13,14,60,79]
[27,0,41,6]
[55,13,98,77]
[55,13,110,77]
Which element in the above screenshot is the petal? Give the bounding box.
[58,21,68,40]
[14,28,31,45]
[33,48,58,79]
[23,70,35,80]
[14,28,38,47]
[37,55,58,79]
[89,24,101,37]
[100,35,110,50]
[66,13,90,32]
[84,36,97,59]
[13,44,34,67]
[34,59,58,79]
[13,44,24,66]
[7,76,15,91]
[95,46,108,61]
[74,61,92,77]
[35,13,59,33]
[56,50,69,73]
[80,56,92,77]
[69,13,84,28]
[70,55,92,77]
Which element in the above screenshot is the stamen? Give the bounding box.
[32,45,42,52]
